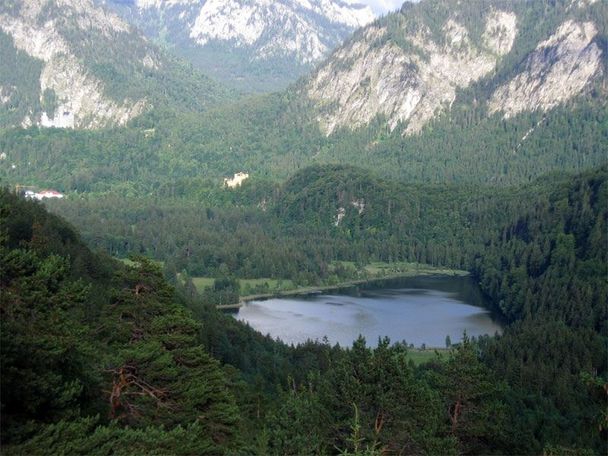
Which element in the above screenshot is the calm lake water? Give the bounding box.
[235,275,502,348]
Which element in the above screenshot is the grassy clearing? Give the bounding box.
[239,278,295,295]
[190,277,295,294]
[363,261,467,277]
[191,277,215,290]
[190,261,468,297]
[240,278,294,288]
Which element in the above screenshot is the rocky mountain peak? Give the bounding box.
[0,0,147,129]
[307,7,520,135]
[101,0,375,91]
[0,0,230,130]
[489,19,603,118]
[187,0,373,63]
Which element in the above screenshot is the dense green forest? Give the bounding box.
[42,165,590,284]
[2,90,606,193]
[39,165,510,282]
[1,0,607,453]
[2,164,606,454]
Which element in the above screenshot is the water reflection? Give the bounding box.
[235,276,502,347]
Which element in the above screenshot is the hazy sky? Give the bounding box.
[358,0,407,15]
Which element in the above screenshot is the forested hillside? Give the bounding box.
[0,190,240,454]
[41,164,508,281]
[1,0,606,193]
[2,81,606,193]
[43,165,596,285]
[475,166,608,452]
[474,166,607,331]
[2,166,606,454]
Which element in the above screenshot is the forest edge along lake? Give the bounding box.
[234,275,503,348]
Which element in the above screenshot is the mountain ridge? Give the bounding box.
[100,0,375,92]
[304,0,606,136]
[0,0,606,193]
[0,0,232,129]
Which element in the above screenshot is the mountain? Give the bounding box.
[0,0,232,129]
[305,0,606,136]
[251,0,606,183]
[2,1,607,451]
[98,0,375,92]
[1,0,606,193]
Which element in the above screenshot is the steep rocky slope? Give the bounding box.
[1,0,606,192]
[99,0,375,92]
[0,0,231,129]
[488,19,603,118]
[305,0,606,136]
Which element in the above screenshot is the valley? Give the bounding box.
[1,0,607,454]
[98,0,375,92]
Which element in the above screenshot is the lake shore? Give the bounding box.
[217,267,469,309]
[232,274,500,348]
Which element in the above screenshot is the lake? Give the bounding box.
[235,275,502,347]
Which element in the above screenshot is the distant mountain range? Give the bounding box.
[98,0,375,92]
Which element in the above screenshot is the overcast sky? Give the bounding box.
[358,0,408,15]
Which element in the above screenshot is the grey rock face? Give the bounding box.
[305,1,604,136]
[489,20,603,118]
[0,0,148,129]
